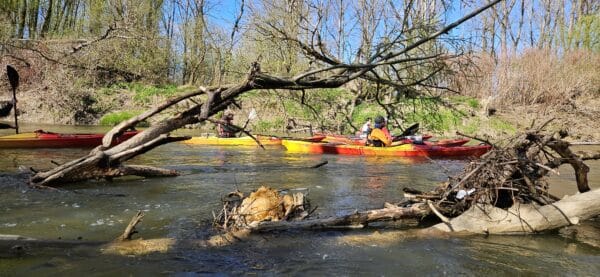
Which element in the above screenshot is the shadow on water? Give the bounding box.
[1,126,599,275]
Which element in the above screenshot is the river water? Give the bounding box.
[1,125,599,275]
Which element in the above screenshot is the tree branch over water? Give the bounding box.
[29,1,503,186]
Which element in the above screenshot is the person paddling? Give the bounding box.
[381,117,392,141]
[217,113,238,138]
[367,116,392,147]
[359,117,372,139]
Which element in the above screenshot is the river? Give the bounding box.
[1,125,599,275]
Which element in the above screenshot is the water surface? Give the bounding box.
[1,125,599,275]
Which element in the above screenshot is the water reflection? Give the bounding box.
[0,125,599,275]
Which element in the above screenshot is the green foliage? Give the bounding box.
[466,98,480,109]
[449,96,479,108]
[460,118,481,135]
[99,111,146,126]
[405,108,462,133]
[253,118,285,133]
[352,104,385,125]
[569,14,600,52]
[489,117,516,134]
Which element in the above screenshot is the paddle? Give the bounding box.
[6,65,19,134]
[392,123,419,142]
[238,108,257,137]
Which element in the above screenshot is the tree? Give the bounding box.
[29,0,504,187]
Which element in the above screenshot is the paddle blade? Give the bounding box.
[6,65,19,90]
[0,101,13,117]
[400,123,419,137]
[248,108,257,120]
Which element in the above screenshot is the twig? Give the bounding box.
[456,131,496,148]
[310,161,328,168]
[534,162,560,175]
[442,161,487,199]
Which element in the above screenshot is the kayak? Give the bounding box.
[281,139,491,157]
[181,135,327,146]
[182,135,283,146]
[0,130,139,148]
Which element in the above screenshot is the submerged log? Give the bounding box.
[245,203,430,232]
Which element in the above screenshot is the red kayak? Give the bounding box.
[0,130,139,148]
[424,138,470,147]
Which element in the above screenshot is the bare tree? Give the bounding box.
[29,0,503,187]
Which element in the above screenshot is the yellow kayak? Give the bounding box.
[181,135,282,146]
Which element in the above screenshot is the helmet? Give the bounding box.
[374,116,385,124]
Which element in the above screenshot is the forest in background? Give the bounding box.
[0,0,599,139]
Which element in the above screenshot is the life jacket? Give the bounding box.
[366,128,385,147]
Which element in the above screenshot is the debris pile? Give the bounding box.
[213,186,310,231]
[407,127,597,220]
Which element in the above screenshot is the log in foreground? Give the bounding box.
[430,188,600,234]
[1,187,598,257]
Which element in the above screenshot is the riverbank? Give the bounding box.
[3,86,599,143]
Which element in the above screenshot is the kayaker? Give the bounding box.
[359,117,372,138]
[367,116,392,147]
[217,113,238,138]
[381,117,392,141]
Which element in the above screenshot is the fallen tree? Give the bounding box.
[26,0,503,187]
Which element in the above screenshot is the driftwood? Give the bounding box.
[430,189,600,234]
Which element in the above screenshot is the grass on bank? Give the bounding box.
[99,111,149,126]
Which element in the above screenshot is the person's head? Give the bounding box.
[223,113,234,122]
[374,115,386,129]
[366,117,372,123]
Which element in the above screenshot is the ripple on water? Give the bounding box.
[0,130,598,275]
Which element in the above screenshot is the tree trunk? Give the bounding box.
[430,188,600,234]
[40,0,54,38]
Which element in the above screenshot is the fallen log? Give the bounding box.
[430,188,600,234]
[244,203,430,232]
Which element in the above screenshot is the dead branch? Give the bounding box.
[546,140,590,192]
[119,211,145,241]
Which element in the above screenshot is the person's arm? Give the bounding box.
[221,123,238,133]
[382,127,392,140]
